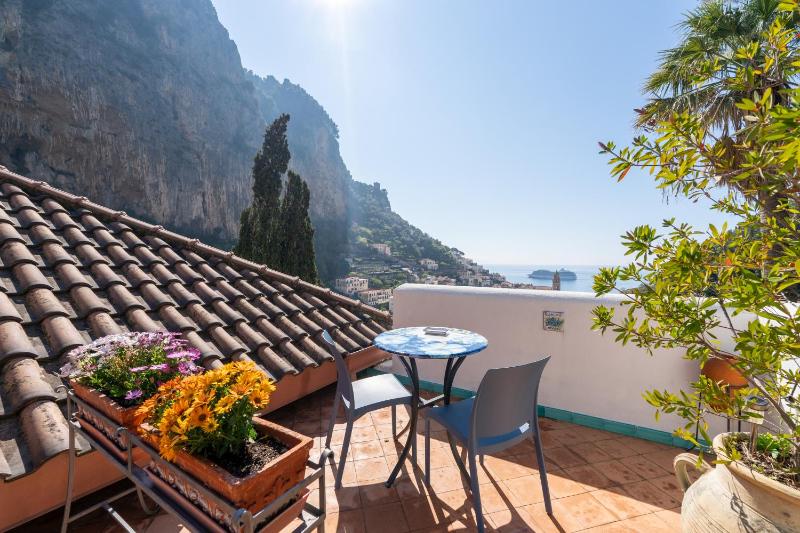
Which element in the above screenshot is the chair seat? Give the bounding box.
[427,397,530,449]
[351,373,412,411]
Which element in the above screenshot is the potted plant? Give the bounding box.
[135,361,312,530]
[59,331,202,451]
[593,3,800,530]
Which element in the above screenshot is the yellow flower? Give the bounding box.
[213,394,239,414]
[187,404,215,430]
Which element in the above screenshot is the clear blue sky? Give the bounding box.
[212,0,727,265]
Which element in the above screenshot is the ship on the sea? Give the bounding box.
[529,268,577,281]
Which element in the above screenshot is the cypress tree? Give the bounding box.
[234,114,291,265]
[276,171,319,283]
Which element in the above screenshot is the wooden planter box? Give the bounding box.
[144,417,313,531]
[70,380,140,452]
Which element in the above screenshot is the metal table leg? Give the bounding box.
[386,357,419,487]
[442,357,470,480]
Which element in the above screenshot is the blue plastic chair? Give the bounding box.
[321,330,415,489]
[424,357,552,532]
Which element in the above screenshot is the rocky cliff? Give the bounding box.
[0,0,350,279]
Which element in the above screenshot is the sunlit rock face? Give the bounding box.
[0,0,350,280]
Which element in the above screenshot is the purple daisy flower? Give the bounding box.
[124,389,143,400]
[130,366,149,373]
[177,361,197,375]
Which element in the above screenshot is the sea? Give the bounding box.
[483,264,640,294]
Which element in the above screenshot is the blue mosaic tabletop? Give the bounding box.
[374,327,488,359]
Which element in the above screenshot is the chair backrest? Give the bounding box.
[321,330,354,404]
[470,356,550,449]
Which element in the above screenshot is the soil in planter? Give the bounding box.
[216,436,289,478]
[727,434,800,490]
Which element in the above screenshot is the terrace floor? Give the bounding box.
[46,384,687,532]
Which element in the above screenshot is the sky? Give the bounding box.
[212,0,728,265]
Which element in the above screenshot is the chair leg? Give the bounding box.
[425,417,431,484]
[391,404,397,439]
[335,416,354,490]
[324,393,340,450]
[533,431,553,515]
[468,450,485,533]
[412,412,418,464]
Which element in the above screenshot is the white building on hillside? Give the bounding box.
[357,288,393,306]
[370,243,392,256]
[419,258,438,270]
[334,277,369,295]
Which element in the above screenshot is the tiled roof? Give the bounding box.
[0,166,389,481]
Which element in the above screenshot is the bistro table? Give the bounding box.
[374,326,488,487]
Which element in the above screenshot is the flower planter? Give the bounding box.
[675,432,800,532]
[70,380,139,451]
[143,417,312,531]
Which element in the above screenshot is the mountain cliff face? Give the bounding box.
[0,0,352,279]
[0,0,259,244]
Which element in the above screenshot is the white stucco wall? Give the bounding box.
[391,284,728,435]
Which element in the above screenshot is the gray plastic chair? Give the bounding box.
[321,330,415,489]
[424,357,552,532]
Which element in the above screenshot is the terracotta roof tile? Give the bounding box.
[0,166,390,480]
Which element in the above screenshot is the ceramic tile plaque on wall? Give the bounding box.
[543,311,564,332]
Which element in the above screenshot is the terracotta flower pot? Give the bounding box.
[701,357,748,388]
[70,380,140,451]
[143,417,312,531]
[675,432,800,532]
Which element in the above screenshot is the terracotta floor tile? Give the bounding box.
[394,473,429,500]
[625,438,674,454]
[550,492,618,531]
[359,482,400,507]
[484,507,537,532]
[328,428,347,446]
[618,480,681,512]
[354,457,390,482]
[543,447,586,469]
[593,438,640,459]
[424,444,460,469]
[324,510,366,533]
[511,451,553,473]
[351,414,375,428]
[647,449,681,473]
[568,442,613,463]
[326,485,363,512]
[402,495,440,530]
[589,485,655,520]
[474,482,517,513]
[548,428,589,446]
[618,455,672,480]
[502,475,545,506]
[484,455,535,481]
[649,474,684,503]
[653,507,682,530]
[431,487,477,527]
[546,469,588,499]
[561,464,615,491]
[350,425,379,443]
[591,460,644,485]
[584,512,676,532]
[363,502,410,533]
[324,460,358,487]
[351,440,384,461]
[522,502,571,533]
[538,431,563,449]
[428,466,469,493]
